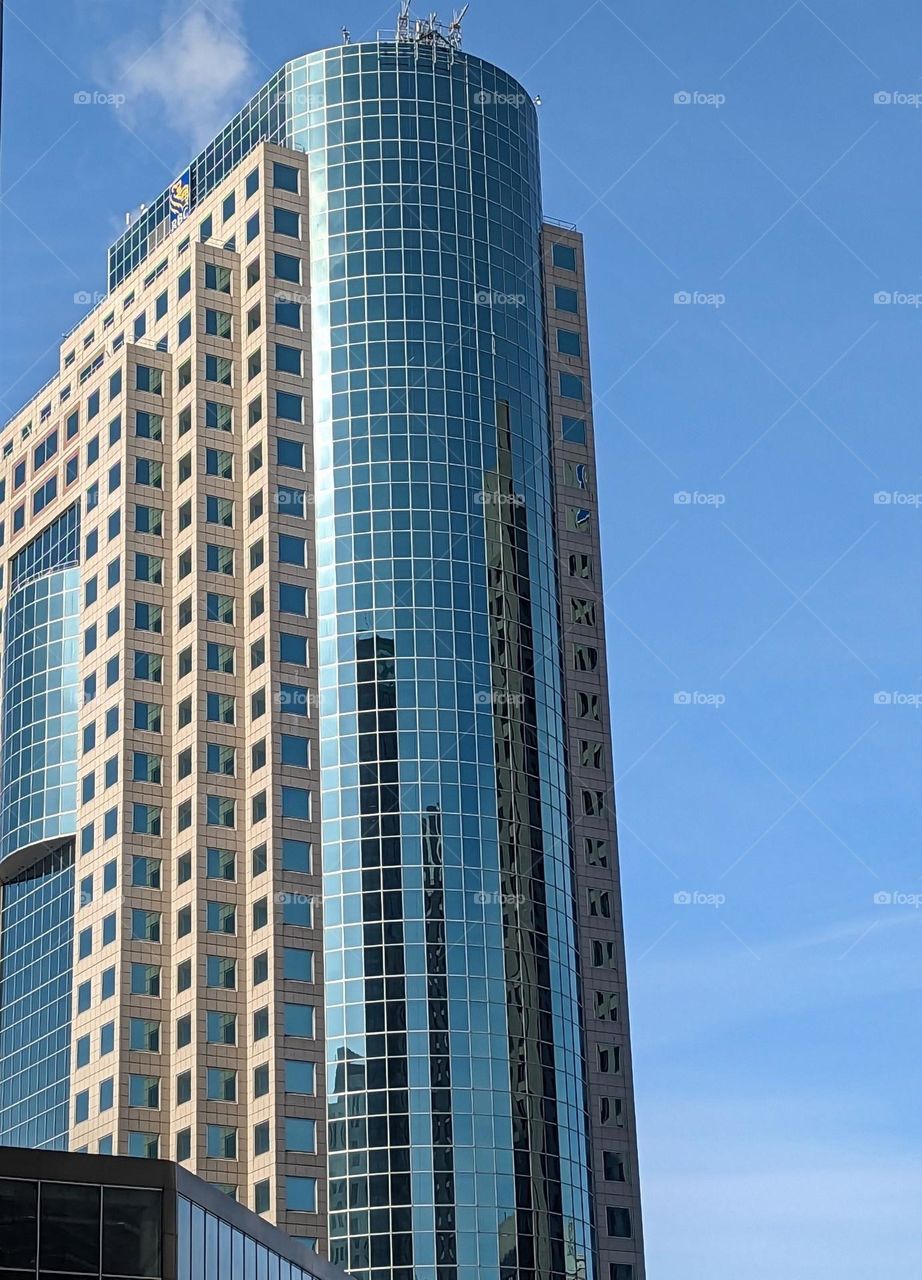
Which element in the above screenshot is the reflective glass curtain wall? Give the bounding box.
[0,1176,162,1277]
[177,1194,321,1280]
[0,503,80,860]
[301,43,592,1280]
[0,506,80,1150]
[0,845,75,1149]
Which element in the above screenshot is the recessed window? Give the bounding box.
[557,328,582,357]
[286,1176,317,1213]
[276,299,301,329]
[207,1067,237,1101]
[283,1003,314,1038]
[284,1059,315,1094]
[273,161,299,192]
[205,262,232,294]
[273,206,300,237]
[205,308,232,339]
[275,344,302,375]
[284,1117,316,1153]
[274,252,301,284]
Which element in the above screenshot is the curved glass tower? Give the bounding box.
[0,504,81,861]
[0,505,80,1151]
[300,41,589,1280]
[3,16,644,1280]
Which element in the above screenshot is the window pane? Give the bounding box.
[40,1183,100,1271]
[0,1178,37,1267]
[102,1186,162,1277]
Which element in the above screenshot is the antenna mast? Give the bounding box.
[449,4,470,49]
[394,4,469,52]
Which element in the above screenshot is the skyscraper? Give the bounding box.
[0,14,644,1280]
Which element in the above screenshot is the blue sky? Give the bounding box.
[2,2,921,1275]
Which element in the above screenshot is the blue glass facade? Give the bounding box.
[31,30,642,1280]
[299,42,592,1280]
[108,75,287,287]
[177,1194,322,1280]
[0,504,80,862]
[0,844,75,1149]
[0,507,81,1152]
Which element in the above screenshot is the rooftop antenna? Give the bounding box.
[449,3,469,49]
[341,25,351,43]
[397,0,411,40]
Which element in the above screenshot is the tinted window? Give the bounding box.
[40,1182,100,1272]
[0,1177,37,1266]
[273,161,299,192]
[102,1185,162,1277]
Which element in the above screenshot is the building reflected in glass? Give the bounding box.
[0,13,645,1280]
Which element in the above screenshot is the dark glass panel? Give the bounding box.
[39,1182,99,1271]
[102,1186,162,1277]
[0,1177,37,1266]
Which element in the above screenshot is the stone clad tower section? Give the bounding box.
[0,141,327,1248]
[0,26,645,1280]
[542,224,646,1280]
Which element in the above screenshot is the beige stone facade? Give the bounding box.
[0,139,646,1280]
[0,140,326,1250]
[543,224,646,1280]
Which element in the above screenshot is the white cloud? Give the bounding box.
[103,1,258,153]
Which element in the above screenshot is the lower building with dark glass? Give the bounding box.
[0,1146,350,1280]
[0,10,645,1280]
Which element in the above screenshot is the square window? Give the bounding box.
[283,1002,314,1037]
[273,206,300,237]
[273,161,299,192]
[281,838,311,873]
[286,1176,316,1212]
[207,1067,237,1102]
[277,582,307,619]
[281,734,309,768]
[285,1117,316,1152]
[280,633,308,666]
[205,262,232,294]
[284,1059,315,1094]
[559,371,584,401]
[274,252,301,284]
[275,344,302,375]
[557,328,582,357]
[276,299,301,329]
[561,416,586,444]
